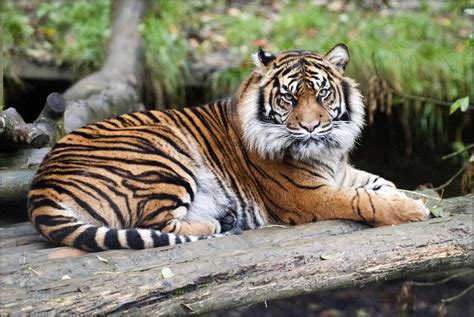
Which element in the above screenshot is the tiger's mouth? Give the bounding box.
[288,128,333,141]
[291,134,332,146]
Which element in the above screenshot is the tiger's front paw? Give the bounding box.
[218,213,242,234]
[375,192,430,226]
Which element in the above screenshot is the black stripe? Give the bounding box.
[49,224,82,244]
[285,161,328,181]
[128,113,146,125]
[139,110,162,123]
[129,170,195,202]
[33,179,108,224]
[74,227,101,251]
[151,230,169,247]
[141,205,181,222]
[355,189,367,222]
[341,80,352,118]
[74,179,126,227]
[280,173,326,190]
[34,215,73,226]
[180,110,227,174]
[281,61,303,76]
[28,195,65,211]
[126,229,145,249]
[364,189,376,223]
[104,229,121,249]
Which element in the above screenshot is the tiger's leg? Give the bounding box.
[338,165,397,192]
[138,185,228,236]
[296,185,429,226]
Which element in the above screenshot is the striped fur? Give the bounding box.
[28,44,429,251]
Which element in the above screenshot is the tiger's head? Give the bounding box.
[237,44,365,162]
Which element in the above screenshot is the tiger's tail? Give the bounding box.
[29,208,220,251]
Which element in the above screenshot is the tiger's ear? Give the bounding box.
[325,44,350,74]
[252,47,276,69]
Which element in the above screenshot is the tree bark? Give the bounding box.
[0,92,65,149]
[63,0,147,133]
[0,195,471,315]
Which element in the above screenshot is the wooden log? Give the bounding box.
[0,195,471,315]
[0,222,39,239]
[63,0,147,132]
[0,147,50,169]
[0,169,36,204]
[0,93,65,149]
[0,148,48,203]
[0,219,366,273]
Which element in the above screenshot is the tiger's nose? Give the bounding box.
[299,122,320,133]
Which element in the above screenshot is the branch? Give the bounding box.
[442,144,474,160]
[441,284,474,304]
[432,163,468,191]
[0,195,472,315]
[0,92,66,149]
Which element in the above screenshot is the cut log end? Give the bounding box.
[44,92,66,119]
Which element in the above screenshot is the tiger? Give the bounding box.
[27,44,429,251]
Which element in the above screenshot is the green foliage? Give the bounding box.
[450,97,470,114]
[2,2,34,51]
[141,0,190,105]
[3,0,110,75]
[35,0,110,71]
[210,3,471,104]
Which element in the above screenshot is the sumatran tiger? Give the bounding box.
[28,44,429,251]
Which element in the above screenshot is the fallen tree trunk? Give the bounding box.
[0,148,50,204]
[63,0,147,133]
[0,195,471,315]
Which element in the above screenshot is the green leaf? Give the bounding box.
[429,205,444,218]
[161,267,174,279]
[465,8,474,16]
[450,97,470,115]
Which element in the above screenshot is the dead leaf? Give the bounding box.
[28,267,42,276]
[161,267,174,279]
[320,252,344,260]
[96,255,109,263]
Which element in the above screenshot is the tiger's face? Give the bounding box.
[238,44,365,162]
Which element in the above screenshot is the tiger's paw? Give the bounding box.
[375,193,430,226]
[218,213,241,234]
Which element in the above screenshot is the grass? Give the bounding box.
[2,0,110,76]
[141,0,190,106]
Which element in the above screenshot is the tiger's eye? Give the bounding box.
[319,89,329,98]
[282,93,294,101]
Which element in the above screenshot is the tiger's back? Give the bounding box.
[28,44,429,251]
